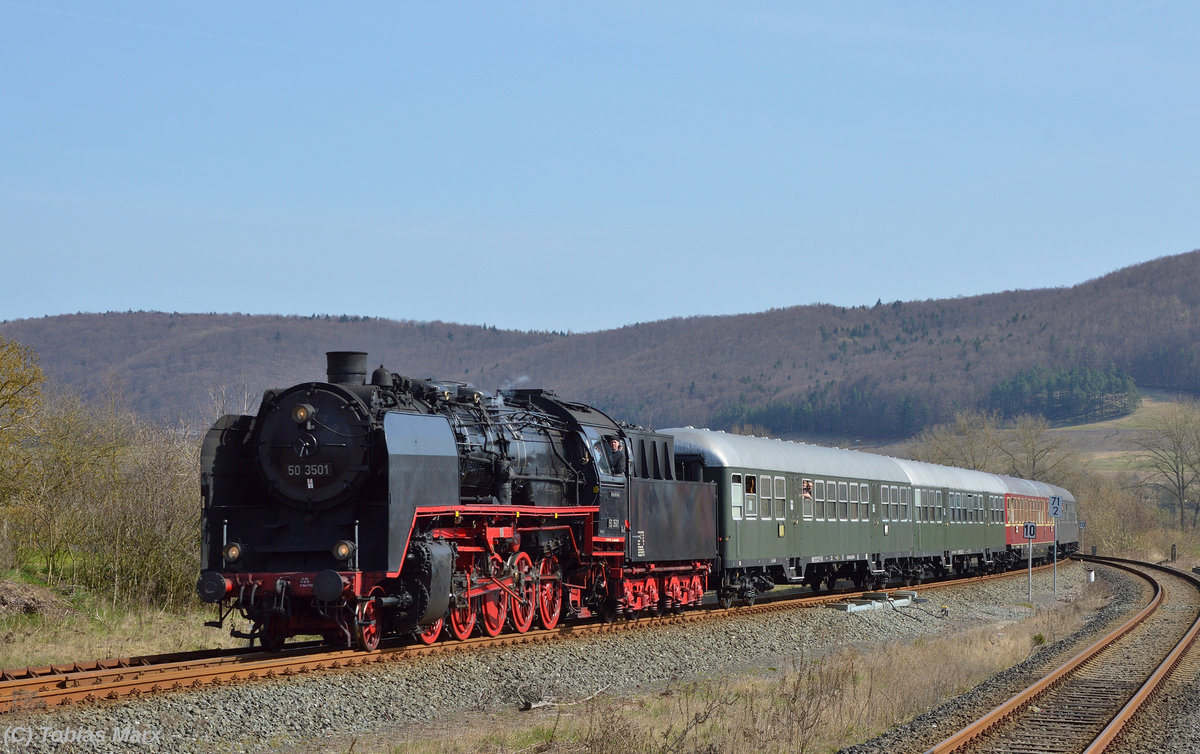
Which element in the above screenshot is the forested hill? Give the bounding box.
[4,250,1199,438]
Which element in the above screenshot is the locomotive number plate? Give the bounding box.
[286,463,333,477]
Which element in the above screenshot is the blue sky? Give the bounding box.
[2,2,1197,333]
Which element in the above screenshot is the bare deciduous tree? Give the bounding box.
[1132,400,1200,530]
[0,336,43,503]
[909,409,1001,471]
[997,414,1077,486]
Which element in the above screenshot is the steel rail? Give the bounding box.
[1083,558,1200,753]
[924,556,1200,754]
[0,562,1062,713]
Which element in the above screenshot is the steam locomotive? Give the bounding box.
[198,352,714,650]
[198,352,1079,650]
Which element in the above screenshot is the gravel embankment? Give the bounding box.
[1096,567,1200,754]
[1,562,1122,753]
[841,563,1146,754]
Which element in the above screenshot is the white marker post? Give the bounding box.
[1049,496,1062,597]
[1024,521,1036,603]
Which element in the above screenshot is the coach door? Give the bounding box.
[727,474,744,561]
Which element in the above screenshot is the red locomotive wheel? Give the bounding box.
[449,596,476,641]
[689,575,704,606]
[480,585,508,637]
[508,552,536,634]
[355,596,381,652]
[414,618,444,645]
[536,555,562,630]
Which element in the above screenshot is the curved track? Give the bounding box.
[0,564,1058,713]
[924,557,1200,754]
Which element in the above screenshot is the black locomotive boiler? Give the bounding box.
[198,352,717,649]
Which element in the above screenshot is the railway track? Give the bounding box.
[0,564,1056,713]
[924,556,1200,754]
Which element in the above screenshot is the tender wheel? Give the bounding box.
[414,618,444,645]
[449,594,477,640]
[508,552,536,634]
[537,555,562,630]
[355,597,381,652]
[644,578,660,617]
[480,584,508,637]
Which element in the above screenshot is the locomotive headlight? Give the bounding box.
[291,403,315,424]
[222,542,243,563]
[331,540,356,561]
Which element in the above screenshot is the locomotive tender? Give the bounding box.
[197,352,1079,650]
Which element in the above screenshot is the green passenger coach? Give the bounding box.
[663,428,1078,607]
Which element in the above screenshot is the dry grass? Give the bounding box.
[298,581,1110,754]
[0,601,245,670]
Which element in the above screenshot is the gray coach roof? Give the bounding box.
[663,427,910,484]
[663,427,1059,496]
[891,457,1008,494]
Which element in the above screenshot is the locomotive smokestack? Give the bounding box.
[326,351,368,385]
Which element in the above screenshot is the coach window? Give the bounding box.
[838,482,849,520]
[802,478,814,520]
[774,477,786,519]
[880,485,890,521]
[814,481,826,520]
[849,483,859,520]
[937,490,944,522]
[745,474,758,519]
[889,486,899,521]
[731,474,744,520]
[760,476,775,522]
[901,488,910,521]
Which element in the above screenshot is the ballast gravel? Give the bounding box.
[2,562,1135,754]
